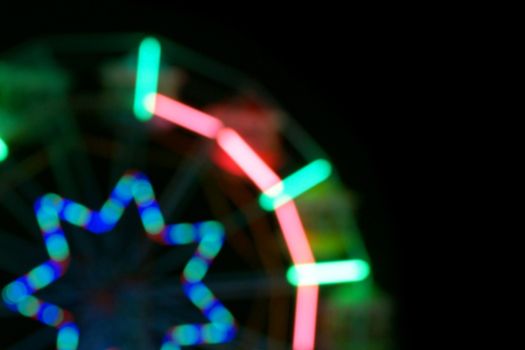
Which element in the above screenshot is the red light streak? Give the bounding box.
[151,96,319,350]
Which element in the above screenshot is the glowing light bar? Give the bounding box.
[0,137,8,162]
[293,285,319,350]
[259,159,332,211]
[274,201,315,264]
[134,37,162,121]
[216,128,281,191]
[214,126,319,350]
[148,94,224,139]
[287,259,370,286]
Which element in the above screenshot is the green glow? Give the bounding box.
[57,326,79,349]
[259,159,333,211]
[0,137,8,163]
[199,239,222,259]
[41,194,64,211]
[46,235,70,261]
[287,259,370,286]
[199,222,223,258]
[169,224,195,244]
[41,305,63,326]
[37,210,60,231]
[3,281,28,303]
[17,296,39,317]
[188,284,214,309]
[184,257,208,282]
[142,207,165,234]
[209,306,234,324]
[200,221,223,238]
[64,203,91,226]
[134,37,161,121]
[203,324,228,343]
[115,176,134,198]
[174,325,199,345]
[28,264,54,289]
[133,179,155,204]
[161,343,179,350]
[101,199,124,223]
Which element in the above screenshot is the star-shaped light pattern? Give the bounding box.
[1,171,236,350]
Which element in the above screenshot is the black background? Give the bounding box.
[0,5,433,349]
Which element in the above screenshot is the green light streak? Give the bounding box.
[134,37,161,121]
[0,137,9,163]
[259,159,332,211]
[287,259,370,286]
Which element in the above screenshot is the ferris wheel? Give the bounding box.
[0,34,388,350]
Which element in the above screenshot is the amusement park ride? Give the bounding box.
[0,34,391,349]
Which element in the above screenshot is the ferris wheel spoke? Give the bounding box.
[220,200,266,236]
[109,122,147,188]
[206,273,291,300]
[151,272,291,300]
[131,142,213,272]
[46,139,97,259]
[48,113,112,259]
[46,139,79,199]
[162,39,253,89]
[0,231,46,274]
[0,152,46,200]
[58,113,102,206]
[0,190,42,239]
[148,245,195,281]
[282,116,330,163]
[159,141,212,220]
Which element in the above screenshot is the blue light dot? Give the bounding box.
[173,325,200,345]
[17,296,40,317]
[133,179,155,205]
[160,342,180,350]
[202,324,229,343]
[184,257,209,282]
[199,221,223,239]
[37,210,60,232]
[115,177,134,199]
[64,203,91,226]
[41,194,64,211]
[141,207,165,234]
[28,264,55,289]
[57,325,79,350]
[168,224,195,244]
[188,284,214,309]
[41,304,63,326]
[46,234,69,261]
[198,222,223,258]
[208,306,234,324]
[199,239,222,259]
[100,198,125,224]
[2,281,28,304]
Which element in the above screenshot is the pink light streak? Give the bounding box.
[216,128,282,191]
[274,202,315,264]
[216,128,317,350]
[150,95,319,350]
[147,93,224,139]
[293,285,319,350]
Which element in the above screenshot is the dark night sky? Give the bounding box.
[0,6,438,349]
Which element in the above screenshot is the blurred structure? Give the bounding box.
[0,34,391,349]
